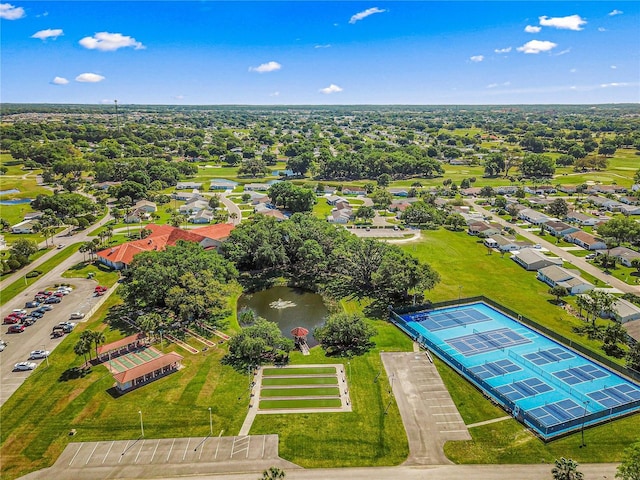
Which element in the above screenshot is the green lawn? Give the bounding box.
[262,367,336,376]
[259,398,343,409]
[0,243,81,306]
[260,387,340,397]
[261,376,338,386]
[61,260,121,287]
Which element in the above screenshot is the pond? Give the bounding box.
[0,189,20,195]
[237,286,328,347]
[0,198,32,205]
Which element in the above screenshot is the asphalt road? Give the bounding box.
[468,200,640,295]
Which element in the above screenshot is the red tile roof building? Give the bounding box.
[113,352,184,392]
[97,223,234,270]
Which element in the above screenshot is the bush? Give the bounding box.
[26,270,42,278]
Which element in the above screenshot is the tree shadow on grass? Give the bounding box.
[58,366,92,382]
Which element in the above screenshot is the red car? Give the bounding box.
[8,324,25,333]
[53,292,65,298]
[3,316,20,324]
[94,286,108,293]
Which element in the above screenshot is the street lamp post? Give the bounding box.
[208,407,213,436]
[138,410,144,437]
[43,344,49,367]
[580,400,590,447]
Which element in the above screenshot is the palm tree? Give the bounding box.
[551,457,583,480]
[80,331,96,360]
[138,312,163,341]
[105,224,114,243]
[260,467,285,480]
[91,331,106,360]
[74,335,92,366]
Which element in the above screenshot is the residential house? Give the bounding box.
[172,190,204,202]
[487,234,521,252]
[511,249,564,271]
[342,186,367,196]
[528,197,554,208]
[124,208,151,224]
[176,182,202,190]
[518,208,550,225]
[23,211,44,221]
[543,221,579,238]
[619,196,640,206]
[563,231,607,250]
[587,195,623,212]
[619,204,640,216]
[11,219,38,234]
[244,182,271,192]
[179,200,209,215]
[587,184,627,195]
[94,181,121,190]
[495,186,518,196]
[566,211,599,226]
[188,209,214,224]
[536,265,594,295]
[133,200,157,213]
[467,221,501,238]
[524,185,556,195]
[326,195,348,206]
[598,246,640,267]
[460,187,482,197]
[557,185,578,194]
[328,205,353,224]
[209,179,237,191]
[388,187,409,197]
[607,298,640,324]
[256,209,287,221]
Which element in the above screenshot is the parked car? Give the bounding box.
[12,309,27,315]
[585,254,596,260]
[44,297,61,304]
[38,305,53,311]
[0,340,7,352]
[58,322,76,332]
[69,312,85,320]
[53,292,65,298]
[29,350,50,359]
[3,316,20,325]
[14,362,37,371]
[25,301,41,308]
[94,286,108,293]
[8,325,25,333]
[30,311,44,318]
[21,317,36,326]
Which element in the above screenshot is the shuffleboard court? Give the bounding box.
[262,367,336,376]
[259,398,343,409]
[261,376,338,386]
[260,387,340,397]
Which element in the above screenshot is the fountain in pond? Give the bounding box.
[269,298,296,309]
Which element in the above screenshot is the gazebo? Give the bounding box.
[290,327,309,345]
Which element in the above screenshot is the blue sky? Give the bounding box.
[1,1,638,104]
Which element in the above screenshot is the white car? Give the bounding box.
[14,362,37,371]
[29,350,50,359]
[0,340,7,352]
[69,312,85,319]
[12,309,27,315]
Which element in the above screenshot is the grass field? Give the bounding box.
[262,367,336,376]
[259,399,343,409]
[61,260,121,287]
[260,387,341,397]
[261,376,338,386]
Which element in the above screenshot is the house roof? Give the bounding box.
[545,221,573,231]
[538,265,574,282]
[565,230,602,245]
[97,333,147,356]
[191,223,234,240]
[566,211,592,221]
[613,298,640,320]
[513,248,561,266]
[609,246,640,261]
[257,209,287,220]
[113,352,183,384]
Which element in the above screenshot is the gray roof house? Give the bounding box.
[467,221,501,238]
[536,265,594,295]
[598,246,640,267]
[176,181,202,190]
[619,204,640,216]
[518,208,550,225]
[487,234,521,252]
[587,196,623,212]
[511,249,564,271]
[543,221,579,237]
[566,211,599,226]
[607,298,640,324]
[563,231,607,250]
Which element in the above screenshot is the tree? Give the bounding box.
[267,182,316,213]
[479,186,494,198]
[224,318,293,368]
[601,321,627,358]
[631,258,640,276]
[625,342,640,371]
[552,457,584,480]
[598,216,640,245]
[549,286,569,305]
[208,195,221,210]
[10,239,38,261]
[445,213,466,231]
[74,335,92,365]
[520,153,555,178]
[616,442,640,480]
[91,331,106,360]
[548,198,569,218]
[261,467,286,480]
[377,173,391,187]
[355,205,375,222]
[137,312,163,340]
[369,188,393,209]
[314,313,376,357]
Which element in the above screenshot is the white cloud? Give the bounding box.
[539,14,587,31]
[494,47,512,54]
[100,99,113,104]
[314,44,331,49]
[570,68,577,73]
[249,61,282,73]
[319,84,343,94]
[349,7,385,24]
[554,48,571,56]
[487,81,511,89]
[598,27,607,32]
[524,25,541,33]
[75,72,105,83]
[270,91,280,97]
[470,55,484,63]
[0,3,25,20]
[51,76,68,85]
[608,9,623,16]
[517,40,557,54]
[611,65,617,69]
[174,95,185,100]
[601,82,630,88]
[31,28,63,40]
[79,32,145,51]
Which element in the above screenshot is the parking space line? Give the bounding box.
[182,438,191,461]
[134,439,145,464]
[86,442,99,464]
[69,443,83,466]
[214,436,221,459]
[198,437,206,460]
[166,438,175,462]
[118,441,130,463]
[103,441,114,464]
[150,440,159,463]
[261,435,266,458]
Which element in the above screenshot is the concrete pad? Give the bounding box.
[381,352,471,466]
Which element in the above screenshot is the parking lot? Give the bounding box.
[0,277,104,405]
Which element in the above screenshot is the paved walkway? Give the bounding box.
[381,352,470,465]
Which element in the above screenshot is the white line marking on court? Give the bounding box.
[166,438,175,462]
[441,429,468,433]
[134,440,145,464]
[103,441,114,464]
[86,442,99,464]
[69,443,83,466]
[246,436,250,458]
[183,438,191,460]
[150,440,159,463]
[118,441,130,463]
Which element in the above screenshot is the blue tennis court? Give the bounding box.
[392,301,640,440]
